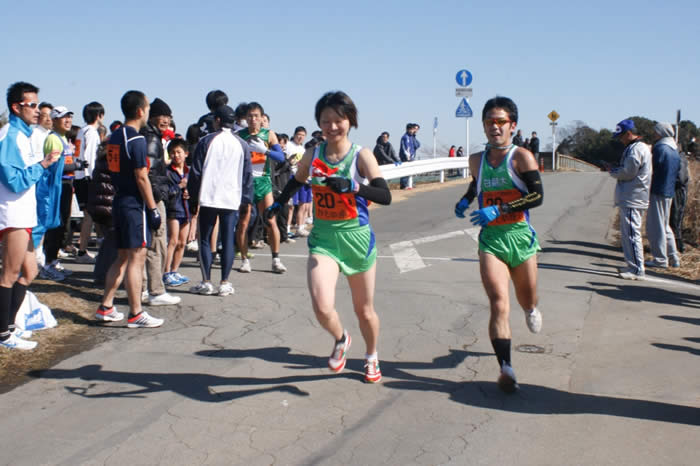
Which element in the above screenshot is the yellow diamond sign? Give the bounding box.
[548,110,560,122]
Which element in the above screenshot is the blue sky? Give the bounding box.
[3,0,698,156]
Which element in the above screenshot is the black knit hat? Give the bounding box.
[149,98,172,118]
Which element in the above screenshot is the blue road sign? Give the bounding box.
[456,98,473,118]
[456,69,473,87]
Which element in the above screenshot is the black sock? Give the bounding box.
[336,332,346,345]
[9,282,28,331]
[0,285,14,340]
[491,338,511,368]
[78,250,87,256]
[272,252,279,259]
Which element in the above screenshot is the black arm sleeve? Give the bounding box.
[460,178,477,203]
[275,176,305,206]
[500,170,543,213]
[357,177,391,205]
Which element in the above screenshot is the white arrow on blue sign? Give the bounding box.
[455,69,473,87]
[456,98,473,118]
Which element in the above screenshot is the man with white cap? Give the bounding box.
[40,105,89,281]
[645,122,681,268]
[609,119,651,280]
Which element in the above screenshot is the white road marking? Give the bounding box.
[389,228,480,273]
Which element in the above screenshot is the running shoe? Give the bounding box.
[619,270,644,280]
[296,227,310,237]
[239,259,252,273]
[148,292,181,306]
[141,290,150,304]
[174,272,190,285]
[11,328,33,339]
[0,333,37,350]
[272,257,287,274]
[218,282,235,296]
[328,331,351,373]
[235,251,254,259]
[75,250,96,264]
[57,248,71,259]
[670,258,681,268]
[95,305,124,322]
[497,363,518,393]
[163,272,181,287]
[525,308,542,334]
[186,240,199,252]
[39,264,65,282]
[644,260,667,269]
[364,358,382,383]
[54,261,73,276]
[127,311,164,328]
[190,281,216,295]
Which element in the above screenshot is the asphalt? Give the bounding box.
[0,172,698,466]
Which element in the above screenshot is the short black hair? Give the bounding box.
[314,91,357,128]
[294,126,306,135]
[185,123,200,144]
[278,133,289,142]
[120,90,147,120]
[167,138,188,155]
[406,123,412,131]
[82,101,105,124]
[482,96,518,123]
[6,81,39,114]
[39,102,53,111]
[234,102,249,121]
[205,90,228,111]
[381,131,390,138]
[247,102,264,116]
[263,113,270,122]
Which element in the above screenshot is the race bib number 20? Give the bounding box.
[313,185,358,221]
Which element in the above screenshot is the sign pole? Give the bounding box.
[551,122,557,171]
[433,129,437,158]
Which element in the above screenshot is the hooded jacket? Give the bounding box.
[0,114,46,230]
[650,123,681,198]
[140,121,171,203]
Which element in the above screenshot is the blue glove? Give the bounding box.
[263,201,281,225]
[454,198,470,218]
[394,161,402,166]
[146,207,162,231]
[469,206,500,227]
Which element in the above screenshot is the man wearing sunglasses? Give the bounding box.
[0,82,61,350]
[454,96,544,393]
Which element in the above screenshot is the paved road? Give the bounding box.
[1,172,698,465]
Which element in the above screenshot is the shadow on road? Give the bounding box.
[567,282,700,309]
[382,371,700,426]
[651,343,700,357]
[660,315,700,326]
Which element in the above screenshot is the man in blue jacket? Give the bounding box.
[0,82,61,350]
[645,122,681,268]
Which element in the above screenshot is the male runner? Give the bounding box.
[95,90,164,328]
[0,82,61,350]
[235,102,287,273]
[454,96,543,393]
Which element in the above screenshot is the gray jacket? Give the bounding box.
[610,139,651,209]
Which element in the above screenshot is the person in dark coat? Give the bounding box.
[87,142,116,285]
[373,132,400,165]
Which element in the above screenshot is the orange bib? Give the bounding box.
[312,185,358,221]
[482,188,526,226]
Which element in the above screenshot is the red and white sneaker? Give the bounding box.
[364,358,382,383]
[95,305,124,322]
[328,331,351,373]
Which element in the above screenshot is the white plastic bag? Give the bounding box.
[14,291,58,331]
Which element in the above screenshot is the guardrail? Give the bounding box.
[379,157,470,184]
[557,154,601,172]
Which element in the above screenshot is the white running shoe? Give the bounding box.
[218,282,235,297]
[0,333,37,350]
[190,281,215,295]
[328,331,351,373]
[57,248,71,259]
[498,363,518,393]
[141,290,150,303]
[296,227,310,237]
[54,261,73,276]
[12,328,33,339]
[95,306,124,322]
[186,240,199,252]
[526,308,542,334]
[272,257,287,274]
[239,259,252,273]
[148,292,181,306]
[619,270,644,280]
[127,311,164,328]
